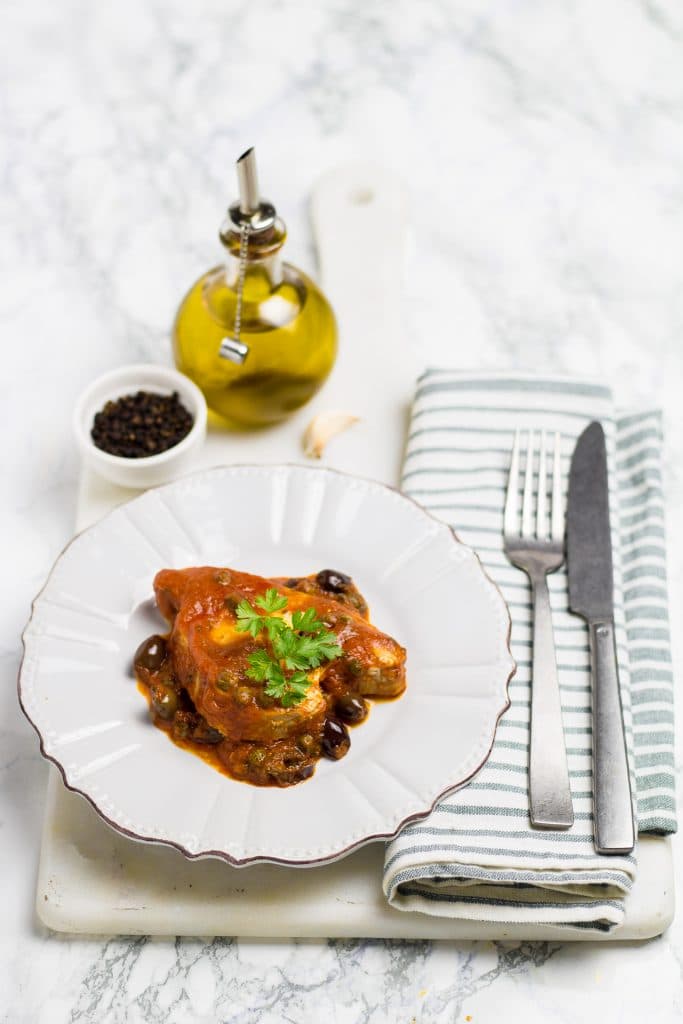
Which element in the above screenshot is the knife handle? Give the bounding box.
[589,619,635,854]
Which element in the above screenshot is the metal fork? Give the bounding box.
[504,430,574,830]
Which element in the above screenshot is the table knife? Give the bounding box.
[567,421,635,855]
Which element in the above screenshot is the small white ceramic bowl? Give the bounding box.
[74,364,207,489]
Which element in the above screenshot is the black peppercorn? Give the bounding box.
[91,390,193,458]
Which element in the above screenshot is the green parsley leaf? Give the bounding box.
[281,649,313,672]
[278,672,310,707]
[256,588,288,614]
[263,668,288,697]
[245,648,276,682]
[270,627,297,662]
[292,607,327,634]
[264,616,288,643]
[232,589,343,708]
[234,598,264,638]
[294,632,343,667]
[288,671,311,691]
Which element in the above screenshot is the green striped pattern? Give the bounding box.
[383,371,675,932]
[617,411,675,832]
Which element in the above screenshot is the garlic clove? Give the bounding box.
[303,412,360,459]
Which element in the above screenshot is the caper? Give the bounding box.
[235,687,252,706]
[134,635,168,674]
[346,658,362,678]
[321,718,351,760]
[224,596,238,613]
[214,570,232,585]
[215,673,231,692]
[247,746,267,767]
[149,683,178,721]
[335,693,368,724]
[296,733,318,756]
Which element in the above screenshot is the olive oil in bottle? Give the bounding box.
[173,148,337,428]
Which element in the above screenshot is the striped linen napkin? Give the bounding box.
[383,371,675,932]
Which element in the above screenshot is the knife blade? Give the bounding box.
[567,421,635,855]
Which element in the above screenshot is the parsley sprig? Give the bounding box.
[234,588,342,707]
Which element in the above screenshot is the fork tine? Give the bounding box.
[536,431,547,538]
[504,430,520,537]
[522,430,534,537]
[551,431,563,541]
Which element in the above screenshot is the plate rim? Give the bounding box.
[18,462,516,868]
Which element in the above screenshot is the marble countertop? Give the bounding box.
[2,0,682,1020]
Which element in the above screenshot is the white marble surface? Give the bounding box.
[2,0,682,1020]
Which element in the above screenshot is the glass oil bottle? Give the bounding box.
[173,148,338,428]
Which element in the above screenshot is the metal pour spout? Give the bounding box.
[226,147,277,234]
[237,147,260,215]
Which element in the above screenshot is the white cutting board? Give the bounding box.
[36,166,674,939]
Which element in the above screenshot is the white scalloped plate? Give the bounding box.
[19,465,514,867]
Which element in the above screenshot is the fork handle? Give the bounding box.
[528,573,574,829]
[589,618,635,854]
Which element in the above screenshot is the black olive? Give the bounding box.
[316,569,351,594]
[335,693,368,725]
[321,718,351,760]
[134,635,168,673]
